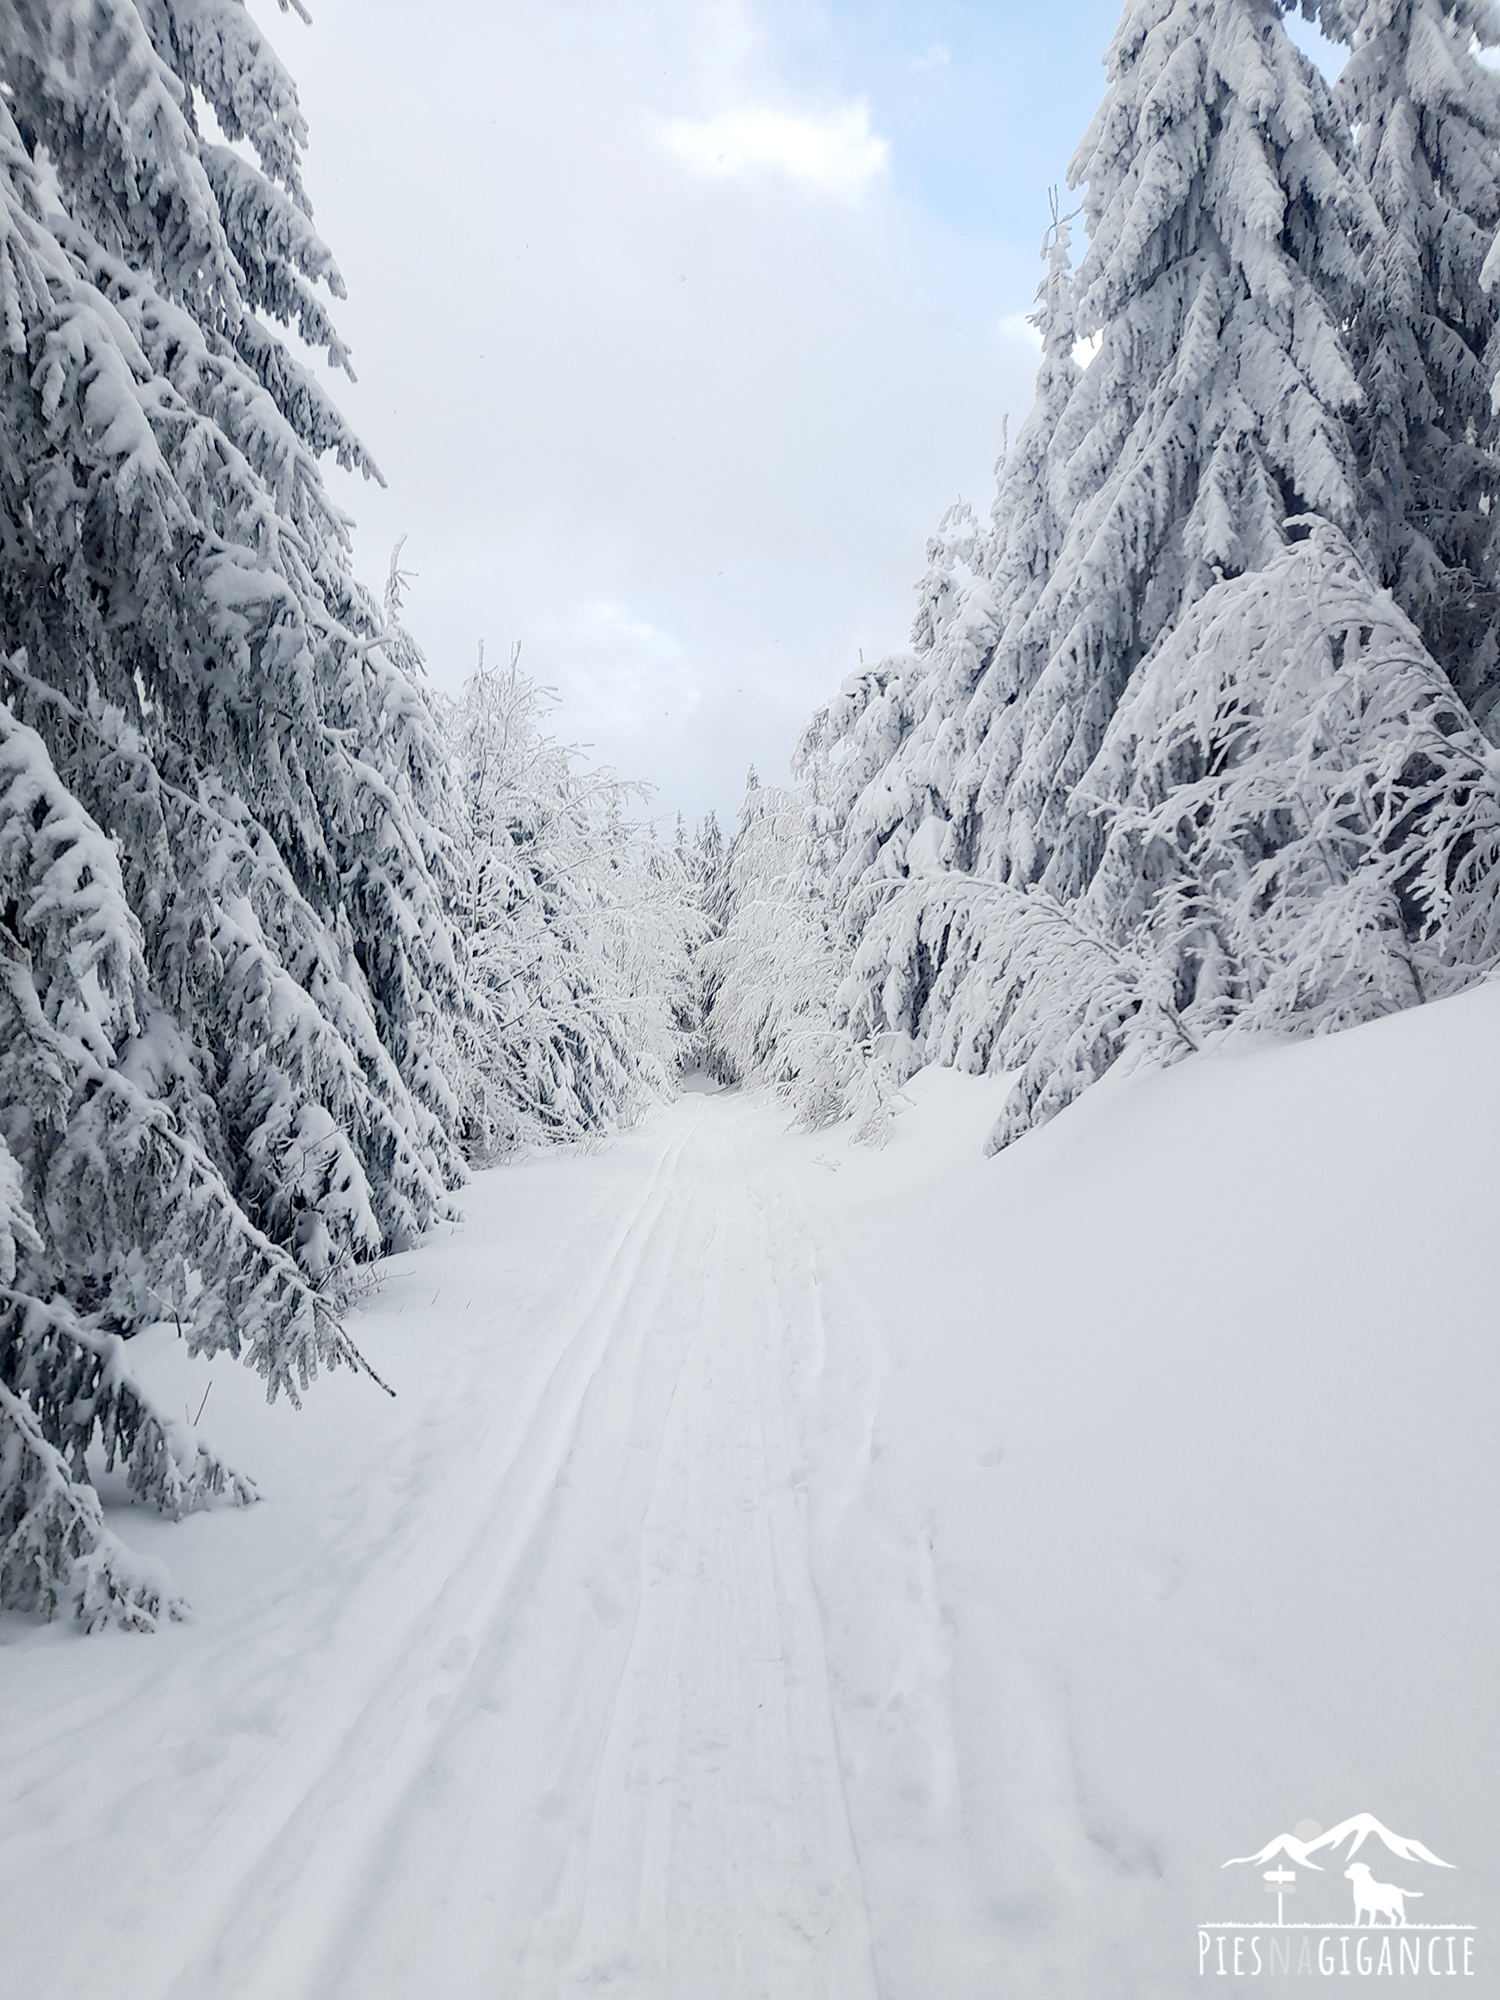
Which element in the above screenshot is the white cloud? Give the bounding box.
[268,0,1036,824]
[911,43,950,74]
[659,101,888,199]
[537,601,697,744]
[548,599,685,664]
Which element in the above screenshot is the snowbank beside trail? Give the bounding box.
[777,981,1500,1995]
[1,986,1496,1999]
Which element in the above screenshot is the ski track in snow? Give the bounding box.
[5,1097,883,2000]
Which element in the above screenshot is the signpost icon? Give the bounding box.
[1264,1866,1296,1926]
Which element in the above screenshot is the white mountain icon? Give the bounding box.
[1224,1814,1454,1873]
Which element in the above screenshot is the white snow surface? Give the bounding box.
[4,985,1498,1997]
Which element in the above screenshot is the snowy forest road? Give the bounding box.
[9,1007,1500,2000]
[3,1091,894,2000]
[245,1092,881,2000]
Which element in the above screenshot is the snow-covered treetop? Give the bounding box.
[1069,0,1371,550]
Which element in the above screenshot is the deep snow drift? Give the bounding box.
[3,985,1497,1998]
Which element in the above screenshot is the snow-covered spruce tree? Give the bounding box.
[798,200,1088,1124]
[839,523,1500,1147]
[1296,0,1500,737]
[954,0,1375,901]
[805,3,1376,1080]
[788,6,1376,1120]
[689,808,728,928]
[443,653,702,1157]
[0,2,463,1625]
[1077,520,1500,1027]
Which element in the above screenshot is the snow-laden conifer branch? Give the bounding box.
[0,0,242,321]
[0,1287,255,1512]
[0,1378,181,1631]
[139,0,314,205]
[800,526,1500,1151]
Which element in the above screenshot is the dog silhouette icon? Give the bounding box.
[1346,1862,1423,1927]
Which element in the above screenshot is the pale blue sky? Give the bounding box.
[262,1,1340,826]
[762,1,1126,238]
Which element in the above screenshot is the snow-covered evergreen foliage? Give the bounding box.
[443,652,703,1156]
[785,205,1080,1032]
[961,0,1374,898]
[676,807,726,1061]
[1301,0,1500,736]
[719,0,1500,1158]
[0,0,462,1625]
[838,526,1500,1144]
[702,768,848,1122]
[797,1,1381,1020]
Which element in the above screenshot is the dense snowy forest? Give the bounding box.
[3,0,1500,1629]
[707,0,1500,1142]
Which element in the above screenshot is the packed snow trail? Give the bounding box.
[217,1096,878,2000]
[4,996,1500,1999]
[3,1092,881,2000]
